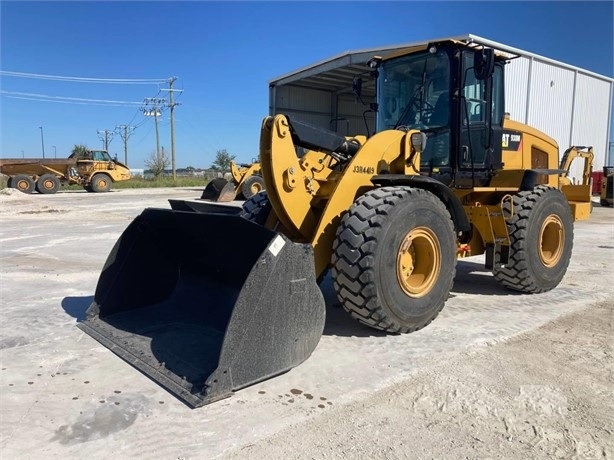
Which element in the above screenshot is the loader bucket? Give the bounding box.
[200,178,237,202]
[78,208,325,408]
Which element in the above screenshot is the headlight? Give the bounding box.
[410,132,427,152]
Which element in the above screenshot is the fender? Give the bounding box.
[371,174,471,239]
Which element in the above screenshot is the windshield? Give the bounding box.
[376,50,450,131]
[91,151,112,161]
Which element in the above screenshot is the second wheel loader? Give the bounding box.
[200,161,265,202]
[79,38,592,407]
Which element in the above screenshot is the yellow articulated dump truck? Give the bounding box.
[201,160,265,202]
[78,38,594,407]
[0,149,131,194]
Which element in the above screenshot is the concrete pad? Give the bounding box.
[0,188,612,458]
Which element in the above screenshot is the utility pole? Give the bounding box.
[38,126,45,158]
[97,129,114,151]
[115,125,135,166]
[161,77,183,180]
[142,97,165,159]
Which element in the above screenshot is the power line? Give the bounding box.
[0,70,168,84]
[0,90,142,106]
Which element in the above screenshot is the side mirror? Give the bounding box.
[352,76,362,99]
[474,48,495,80]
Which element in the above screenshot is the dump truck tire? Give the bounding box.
[240,191,270,224]
[493,186,573,293]
[10,175,35,194]
[90,174,112,193]
[35,174,60,194]
[332,186,456,333]
[241,175,266,200]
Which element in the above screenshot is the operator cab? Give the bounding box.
[374,41,506,188]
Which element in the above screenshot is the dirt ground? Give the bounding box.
[225,301,613,460]
[0,187,612,459]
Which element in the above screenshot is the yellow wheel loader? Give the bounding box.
[200,161,265,202]
[79,39,592,407]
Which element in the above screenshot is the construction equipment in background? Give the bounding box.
[200,161,265,202]
[601,166,614,207]
[557,146,594,219]
[79,38,595,408]
[0,150,131,194]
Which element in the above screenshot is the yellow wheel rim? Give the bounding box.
[17,180,30,191]
[539,214,564,267]
[396,227,441,298]
[250,182,263,195]
[42,179,54,190]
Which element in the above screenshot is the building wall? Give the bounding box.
[504,56,612,182]
[571,74,612,167]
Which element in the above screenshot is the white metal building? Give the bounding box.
[269,34,613,183]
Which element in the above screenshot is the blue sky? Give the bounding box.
[1,1,613,169]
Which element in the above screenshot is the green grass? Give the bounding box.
[64,176,213,190]
[113,176,212,189]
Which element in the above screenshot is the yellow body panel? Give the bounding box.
[258,112,594,275]
[260,114,422,274]
[230,161,262,189]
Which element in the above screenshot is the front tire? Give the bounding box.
[90,174,112,193]
[240,191,270,225]
[493,186,573,293]
[332,186,456,333]
[241,175,266,200]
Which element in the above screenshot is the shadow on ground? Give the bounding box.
[453,260,521,296]
[61,296,94,322]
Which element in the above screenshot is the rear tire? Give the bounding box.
[36,174,61,194]
[332,186,456,333]
[90,174,112,193]
[9,175,35,194]
[241,175,266,200]
[240,191,270,225]
[493,186,573,293]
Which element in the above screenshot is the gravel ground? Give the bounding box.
[0,187,612,459]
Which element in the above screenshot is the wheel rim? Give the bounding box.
[539,214,564,268]
[396,227,441,298]
[250,182,263,195]
[98,178,108,189]
[42,179,55,190]
[17,180,30,191]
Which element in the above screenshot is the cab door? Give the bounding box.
[456,51,504,187]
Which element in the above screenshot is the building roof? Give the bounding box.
[269,34,613,94]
